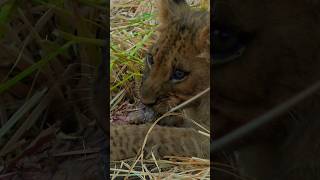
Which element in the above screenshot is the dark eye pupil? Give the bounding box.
[172,69,185,80]
[213,24,249,63]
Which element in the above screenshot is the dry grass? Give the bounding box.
[110,0,157,123]
[111,156,210,179]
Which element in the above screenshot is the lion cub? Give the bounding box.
[214,0,320,179]
[108,0,210,161]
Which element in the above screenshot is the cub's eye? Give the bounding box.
[146,53,154,68]
[171,69,188,82]
[213,24,250,65]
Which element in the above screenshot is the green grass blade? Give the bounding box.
[0,41,74,94]
[0,88,47,139]
[54,30,105,46]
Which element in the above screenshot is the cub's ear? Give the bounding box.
[157,0,188,25]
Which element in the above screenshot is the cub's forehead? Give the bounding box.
[155,23,198,49]
[150,28,187,58]
[148,10,209,64]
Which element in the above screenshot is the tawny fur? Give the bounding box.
[109,0,211,161]
[110,124,209,161]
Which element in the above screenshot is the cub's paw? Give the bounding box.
[127,106,185,127]
[127,105,156,124]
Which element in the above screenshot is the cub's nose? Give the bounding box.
[140,86,157,105]
[140,95,157,105]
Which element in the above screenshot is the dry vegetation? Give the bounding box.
[110,0,156,123]
[0,0,107,179]
[110,0,210,179]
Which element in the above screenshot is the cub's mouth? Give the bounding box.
[141,97,182,117]
[142,91,203,113]
[137,93,201,124]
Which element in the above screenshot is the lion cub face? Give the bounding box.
[213,0,320,135]
[140,0,209,115]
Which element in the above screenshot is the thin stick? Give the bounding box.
[212,79,320,152]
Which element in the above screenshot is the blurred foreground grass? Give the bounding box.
[0,0,107,179]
